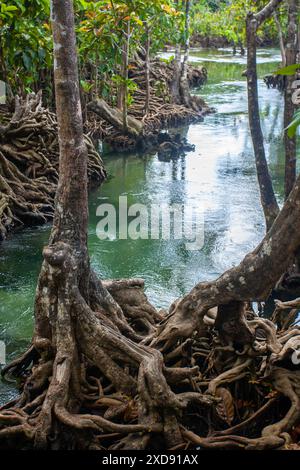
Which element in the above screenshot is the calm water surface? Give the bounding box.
[1,48,299,403]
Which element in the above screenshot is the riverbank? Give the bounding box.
[190,34,279,50]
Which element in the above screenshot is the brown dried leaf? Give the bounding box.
[123,400,139,422]
[104,403,127,420]
[215,387,235,425]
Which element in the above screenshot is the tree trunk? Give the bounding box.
[122,22,130,132]
[179,0,192,107]
[49,0,90,272]
[284,0,299,199]
[170,0,182,104]
[177,0,203,112]
[246,6,281,231]
[154,171,300,349]
[170,43,182,104]
[144,22,151,115]
[0,42,7,84]
[273,11,286,67]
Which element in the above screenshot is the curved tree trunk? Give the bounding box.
[246,1,283,230]
[284,0,299,199]
[153,172,300,347]
[87,98,143,137]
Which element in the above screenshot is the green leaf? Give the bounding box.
[80,79,93,92]
[4,6,18,12]
[274,64,300,76]
[286,110,300,138]
[22,52,32,71]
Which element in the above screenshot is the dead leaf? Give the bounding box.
[215,387,235,425]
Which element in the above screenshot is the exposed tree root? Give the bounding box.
[1,171,300,451]
[1,237,300,450]
[0,92,106,241]
[264,74,286,91]
[87,58,211,152]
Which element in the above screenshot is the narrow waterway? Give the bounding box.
[1,48,297,404]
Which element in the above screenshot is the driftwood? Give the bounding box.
[87,99,144,137]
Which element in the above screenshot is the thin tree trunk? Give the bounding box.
[117,70,124,109]
[144,22,151,115]
[0,43,7,84]
[170,42,182,104]
[122,21,130,132]
[284,0,299,199]
[246,5,281,231]
[50,0,88,255]
[238,38,245,56]
[180,0,192,107]
[170,0,182,104]
[274,11,286,67]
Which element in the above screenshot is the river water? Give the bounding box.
[0,48,298,404]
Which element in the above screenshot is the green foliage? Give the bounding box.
[160,55,175,65]
[74,0,180,104]
[80,79,93,93]
[191,0,281,47]
[111,74,137,106]
[0,0,181,102]
[0,0,52,96]
[274,64,300,76]
[286,110,300,138]
[0,0,285,104]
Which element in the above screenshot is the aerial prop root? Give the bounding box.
[0,242,214,449]
[1,243,300,449]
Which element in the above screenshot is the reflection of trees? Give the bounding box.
[91,51,286,298]
[268,104,281,142]
[170,154,186,182]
